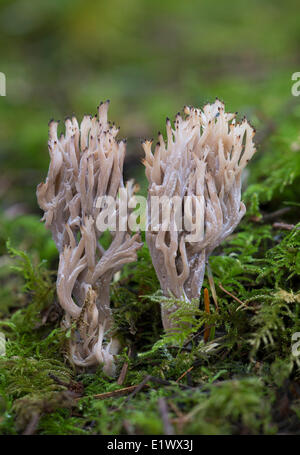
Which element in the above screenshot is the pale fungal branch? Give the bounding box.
[37,101,142,375]
[143,99,256,331]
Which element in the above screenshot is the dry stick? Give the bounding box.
[124,375,190,405]
[89,385,149,401]
[117,346,132,386]
[176,366,194,383]
[203,288,210,343]
[117,361,129,386]
[263,207,291,221]
[85,376,190,407]
[158,397,175,435]
[207,262,219,311]
[273,222,298,231]
[124,375,152,403]
[218,282,253,311]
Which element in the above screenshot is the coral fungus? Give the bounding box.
[37,101,141,374]
[143,100,256,330]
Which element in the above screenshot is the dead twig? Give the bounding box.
[84,375,191,411]
[218,283,254,311]
[273,222,299,231]
[203,288,211,343]
[117,346,133,386]
[158,397,175,435]
[126,376,151,402]
[117,361,129,386]
[124,375,176,404]
[263,207,291,221]
[176,366,194,383]
[207,262,219,310]
[91,384,150,401]
[123,375,191,407]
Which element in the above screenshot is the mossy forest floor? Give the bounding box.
[0,100,300,435]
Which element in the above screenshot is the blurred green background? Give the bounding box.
[0,0,299,218]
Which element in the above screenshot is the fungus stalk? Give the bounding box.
[143,100,256,331]
[37,101,141,374]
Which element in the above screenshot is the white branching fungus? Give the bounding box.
[37,101,142,374]
[143,99,256,331]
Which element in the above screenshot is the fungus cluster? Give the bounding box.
[37,101,141,375]
[143,99,256,331]
[38,98,256,370]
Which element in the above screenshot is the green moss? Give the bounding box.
[1,93,300,436]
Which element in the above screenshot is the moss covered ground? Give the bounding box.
[1,0,300,436]
[1,109,300,434]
